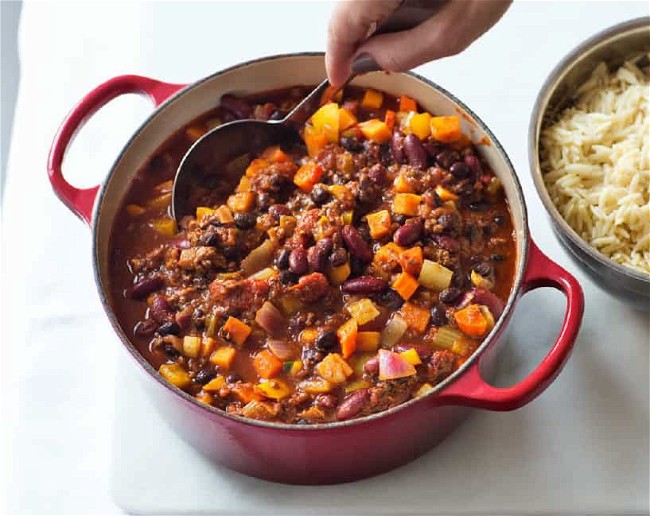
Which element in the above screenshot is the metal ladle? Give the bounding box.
[171,0,441,220]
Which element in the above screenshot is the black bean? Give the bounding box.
[393,214,408,225]
[162,343,180,359]
[234,212,256,230]
[493,215,505,226]
[468,201,488,211]
[279,270,299,285]
[341,277,388,295]
[311,184,331,205]
[289,248,309,275]
[430,304,448,326]
[403,134,428,169]
[435,150,460,170]
[195,370,215,385]
[450,162,471,179]
[474,263,493,277]
[342,225,373,261]
[276,249,291,270]
[329,247,348,267]
[340,136,363,152]
[201,228,221,247]
[158,321,180,336]
[256,192,271,211]
[269,110,285,121]
[390,131,406,164]
[349,256,365,277]
[226,373,242,384]
[376,288,404,309]
[315,330,338,351]
[490,253,506,262]
[439,287,462,304]
[302,347,325,367]
[130,276,163,300]
[393,221,423,246]
[134,319,157,337]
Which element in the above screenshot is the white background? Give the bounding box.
[1,1,649,515]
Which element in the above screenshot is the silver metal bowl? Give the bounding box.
[529,17,650,311]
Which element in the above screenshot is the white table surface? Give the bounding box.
[1,1,649,515]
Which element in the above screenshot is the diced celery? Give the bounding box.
[381,315,408,347]
[432,326,464,350]
[418,260,453,291]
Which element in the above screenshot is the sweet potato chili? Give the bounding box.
[109,86,515,423]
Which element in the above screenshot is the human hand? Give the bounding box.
[326,0,512,86]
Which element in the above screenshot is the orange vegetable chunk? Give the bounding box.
[311,102,340,142]
[262,145,291,163]
[399,247,424,276]
[356,332,381,352]
[358,119,391,144]
[366,210,392,239]
[210,346,237,369]
[401,302,431,334]
[384,109,396,131]
[337,318,358,358]
[392,271,420,300]
[293,162,323,192]
[392,193,421,216]
[399,95,418,113]
[361,89,383,109]
[253,349,283,379]
[430,116,462,143]
[221,316,252,346]
[304,125,328,157]
[409,112,432,140]
[339,108,358,131]
[454,304,489,337]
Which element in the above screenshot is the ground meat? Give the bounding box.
[208,278,270,317]
[427,350,456,383]
[289,272,329,303]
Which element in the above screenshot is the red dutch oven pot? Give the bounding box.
[48,54,584,485]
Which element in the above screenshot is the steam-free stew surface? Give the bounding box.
[109,86,515,424]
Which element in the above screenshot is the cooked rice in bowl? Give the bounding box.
[540,54,650,275]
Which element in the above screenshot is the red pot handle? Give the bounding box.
[47,75,186,225]
[436,239,584,411]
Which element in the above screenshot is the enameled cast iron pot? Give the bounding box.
[48,54,584,485]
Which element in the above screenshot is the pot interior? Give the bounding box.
[93,53,528,413]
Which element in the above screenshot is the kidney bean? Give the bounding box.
[464,154,483,176]
[311,184,331,205]
[422,141,443,157]
[150,296,173,323]
[268,204,290,220]
[341,225,372,262]
[390,131,406,164]
[450,162,471,179]
[403,134,428,169]
[394,343,433,360]
[315,330,339,351]
[158,321,180,336]
[289,248,309,275]
[367,163,388,186]
[308,245,328,272]
[363,356,379,375]
[336,389,370,421]
[219,94,252,119]
[393,221,423,246]
[439,287,462,305]
[130,276,163,300]
[435,149,460,170]
[341,276,388,295]
[316,237,334,256]
[133,319,157,337]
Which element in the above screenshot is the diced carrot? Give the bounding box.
[231,383,263,403]
[311,102,340,142]
[253,349,283,379]
[227,192,255,213]
[366,210,392,239]
[236,176,252,193]
[357,332,381,352]
[401,302,431,334]
[196,392,214,405]
[185,126,206,142]
[399,95,418,113]
[262,145,291,163]
[256,378,293,400]
[409,112,432,140]
[337,318,358,358]
[339,108,358,132]
[384,109,396,131]
[399,247,423,276]
[392,193,422,216]
[454,304,489,337]
[392,272,420,300]
[159,363,191,389]
[430,116,462,143]
[245,158,270,178]
[221,316,251,346]
[202,375,226,392]
[303,125,329,157]
[358,119,391,144]
[293,162,323,192]
[196,206,216,220]
[393,174,414,193]
[373,242,405,267]
[209,346,237,369]
[361,89,383,109]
